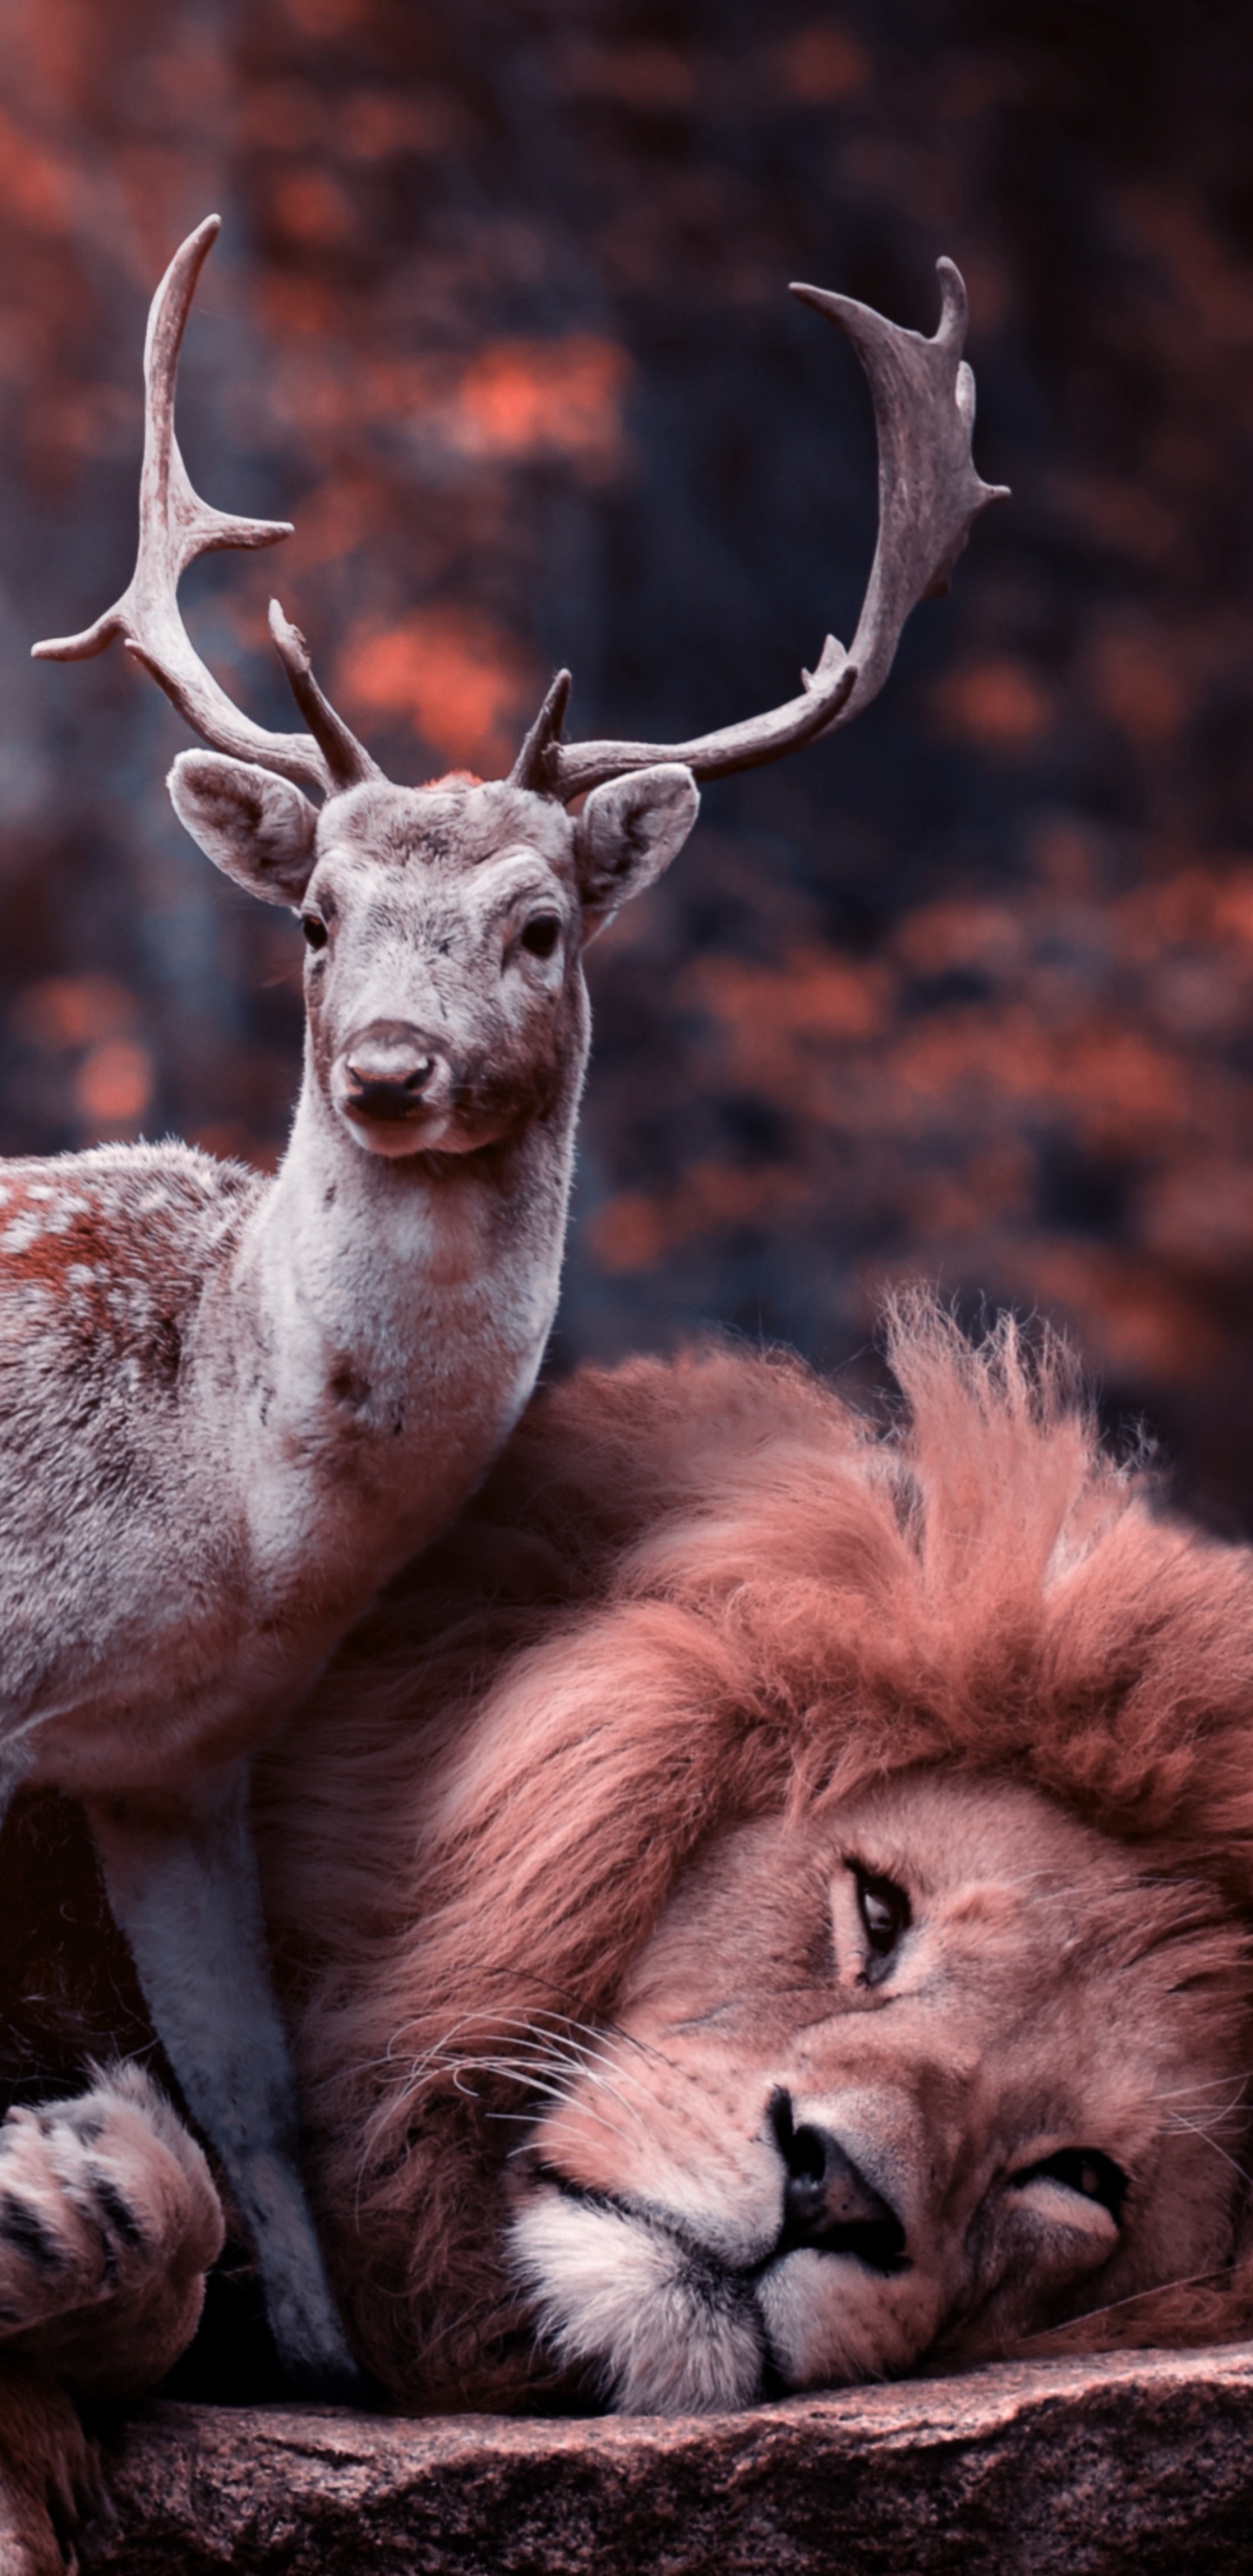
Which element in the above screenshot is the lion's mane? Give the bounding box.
[253,1296,1253,2405]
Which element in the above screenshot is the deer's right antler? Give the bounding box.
[513,258,1008,801]
[32,216,379,799]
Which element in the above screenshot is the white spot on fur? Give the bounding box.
[2,1215,44,1252]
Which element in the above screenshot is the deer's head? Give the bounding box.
[168,756,696,1158]
[33,218,1005,1163]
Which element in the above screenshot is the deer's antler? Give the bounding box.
[34,223,1003,814]
[32,215,379,799]
[512,258,1008,801]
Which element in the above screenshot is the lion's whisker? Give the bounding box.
[1016,2265,1230,2345]
[373,2033,653,2153]
[1154,2074,1249,2105]
[1160,2112,1252,2185]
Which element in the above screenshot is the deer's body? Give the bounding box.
[0,1117,566,1797]
[0,1140,271,1790]
[15,214,1003,2395]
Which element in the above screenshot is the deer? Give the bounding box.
[8,214,1005,2398]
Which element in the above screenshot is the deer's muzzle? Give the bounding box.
[334,1020,504,1159]
[343,1023,438,1121]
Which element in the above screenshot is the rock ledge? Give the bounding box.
[88,2342,1253,2574]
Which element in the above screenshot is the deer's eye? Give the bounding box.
[850,1863,911,1960]
[520,914,561,961]
[302,915,329,952]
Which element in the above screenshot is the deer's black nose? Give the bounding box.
[769,2090,908,2271]
[343,1023,437,1117]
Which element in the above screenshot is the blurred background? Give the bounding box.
[2,0,1253,1519]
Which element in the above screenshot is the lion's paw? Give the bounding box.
[0,2063,224,2400]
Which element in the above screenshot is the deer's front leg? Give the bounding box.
[85,1765,364,2401]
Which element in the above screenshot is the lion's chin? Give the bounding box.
[510,2189,766,2416]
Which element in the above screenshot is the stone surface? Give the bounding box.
[86,2344,1253,2575]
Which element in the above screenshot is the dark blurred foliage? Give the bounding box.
[3,0,1253,1517]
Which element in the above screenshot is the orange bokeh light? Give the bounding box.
[74,1038,152,1130]
[451,336,631,476]
[337,609,538,773]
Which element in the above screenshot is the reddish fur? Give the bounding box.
[0,1194,109,1291]
[0,2361,103,2575]
[251,1295,1253,2403]
[0,1150,255,1328]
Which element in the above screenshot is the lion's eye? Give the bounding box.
[1012,2148,1129,2222]
[850,1863,910,1960]
[520,914,561,960]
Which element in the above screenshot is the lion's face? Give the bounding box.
[509,1770,1248,2413]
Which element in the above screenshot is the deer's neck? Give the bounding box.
[266,1086,573,1352]
[214,1047,585,1600]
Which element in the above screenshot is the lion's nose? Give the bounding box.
[343,1023,438,1118]
[769,2090,907,2267]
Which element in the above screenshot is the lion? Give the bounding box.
[2,1298,1253,2559]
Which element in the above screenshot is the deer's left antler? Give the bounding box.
[513,257,1008,800]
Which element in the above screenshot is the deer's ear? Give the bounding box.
[574,764,699,942]
[168,752,319,907]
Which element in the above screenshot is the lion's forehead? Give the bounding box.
[622,1770,1222,2015]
